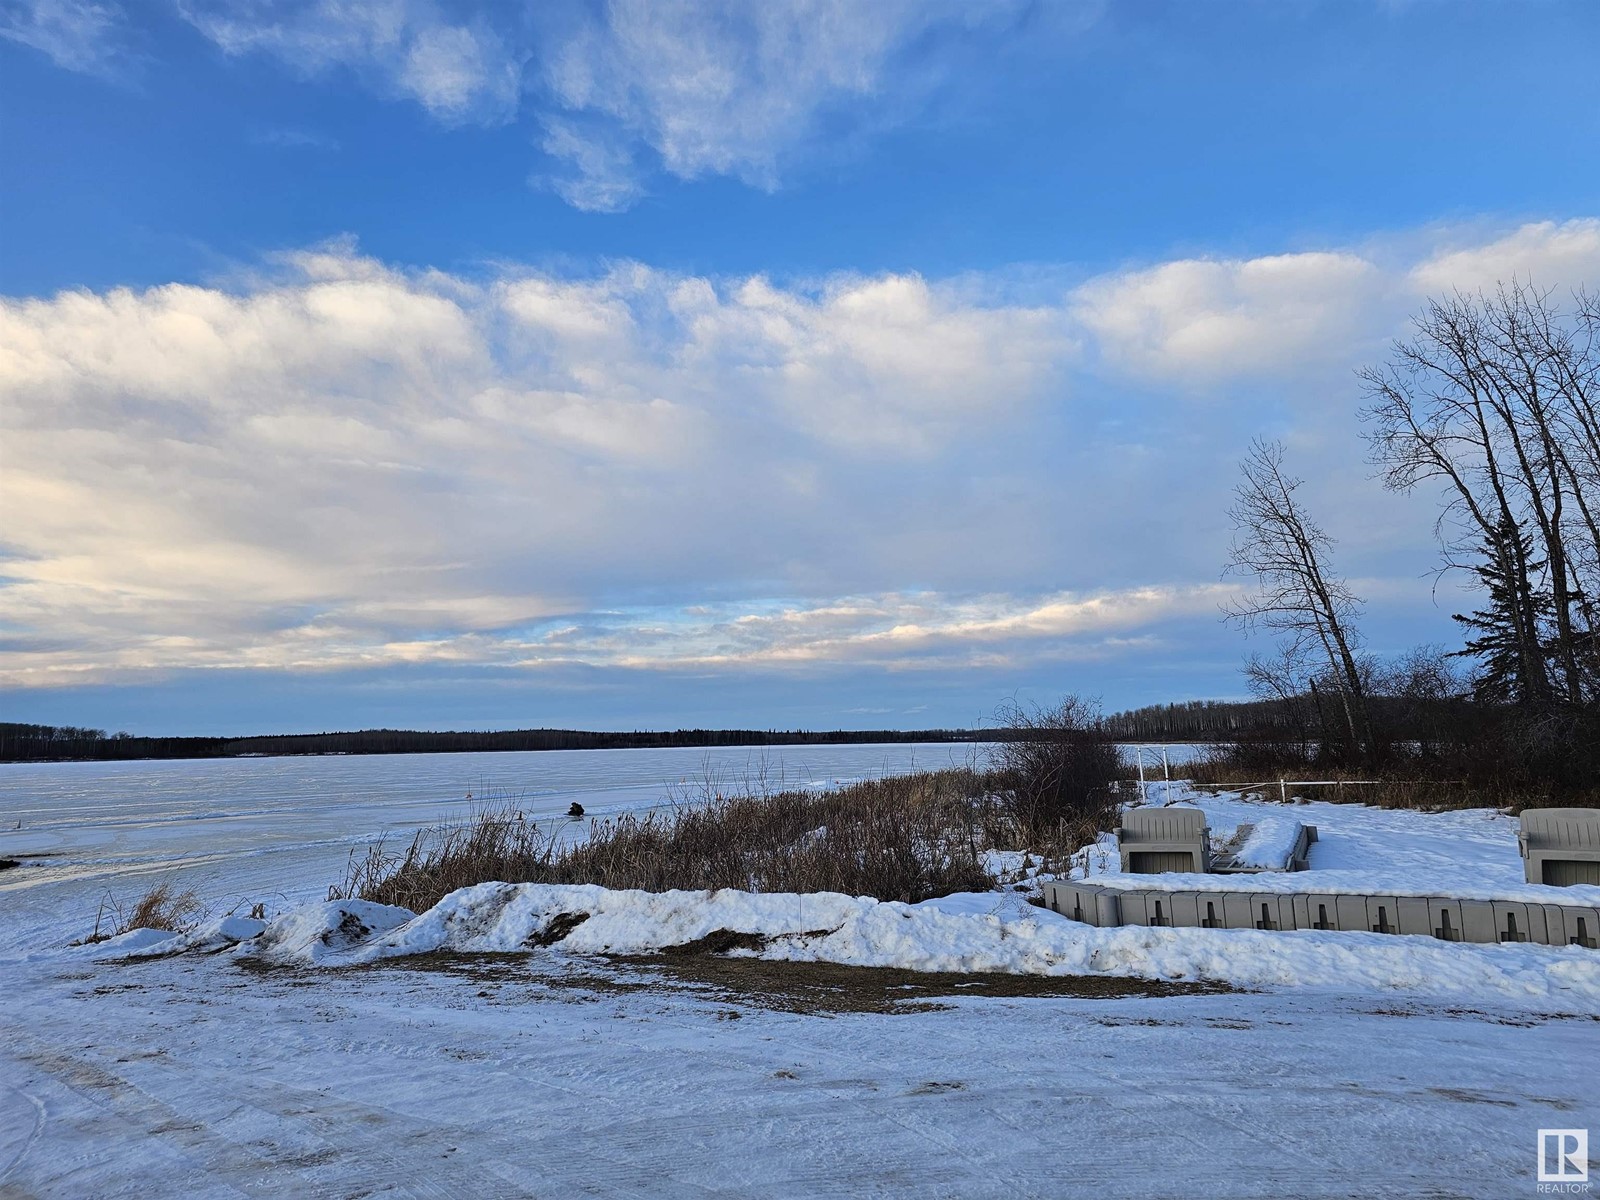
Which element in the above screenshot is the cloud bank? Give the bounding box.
[4,219,1597,690]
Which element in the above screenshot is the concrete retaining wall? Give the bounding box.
[1039,879,1600,949]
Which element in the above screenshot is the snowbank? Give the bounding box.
[226,881,1600,1013]
[246,900,415,965]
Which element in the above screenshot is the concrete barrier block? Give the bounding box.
[1489,901,1540,944]
[1558,906,1600,949]
[1197,896,1225,929]
[1043,881,1122,927]
[1249,893,1291,931]
[1365,897,1401,935]
[1457,900,1497,944]
[1395,897,1433,938]
[1157,891,1204,929]
[1042,880,1083,921]
[1122,891,1172,927]
[1427,898,1465,942]
[1221,892,1259,931]
[1540,904,1569,947]
[1335,894,1370,933]
[1294,894,1342,931]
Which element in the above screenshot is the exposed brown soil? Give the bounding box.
[340,949,1232,1015]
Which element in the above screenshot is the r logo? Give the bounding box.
[1539,1129,1590,1183]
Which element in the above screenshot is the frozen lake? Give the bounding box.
[0,742,996,951]
[0,740,1212,952]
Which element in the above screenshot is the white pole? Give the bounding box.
[1161,746,1171,803]
[1137,750,1147,805]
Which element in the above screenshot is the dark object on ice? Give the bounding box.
[568,802,585,818]
[0,859,19,871]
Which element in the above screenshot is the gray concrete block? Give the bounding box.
[1365,897,1401,935]
[1395,897,1433,938]
[1335,894,1369,933]
[1042,881,1119,927]
[1157,891,1205,928]
[1491,901,1538,944]
[1536,904,1599,948]
[1292,894,1341,931]
[1458,899,1497,944]
[1221,891,1259,931]
[1427,898,1465,942]
[1120,891,1166,927]
[1249,893,1291,931]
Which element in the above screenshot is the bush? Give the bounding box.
[81,880,203,944]
[989,697,1122,851]
[337,770,1002,913]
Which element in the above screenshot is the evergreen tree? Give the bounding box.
[1452,518,1554,705]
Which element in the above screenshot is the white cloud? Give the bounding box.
[0,0,126,74]
[4,220,1596,689]
[1071,219,1600,386]
[177,0,522,123]
[163,0,1044,208]
[9,0,1059,209]
[1409,219,1600,296]
[0,245,1073,687]
[537,117,643,213]
[534,0,1031,203]
[1072,251,1384,383]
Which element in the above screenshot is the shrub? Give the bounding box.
[989,697,1122,852]
[337,770,1002,913]
[81,880,203,944]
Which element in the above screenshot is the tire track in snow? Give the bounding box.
[0,1079,47,1190]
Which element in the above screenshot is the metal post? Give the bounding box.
[1161,746,1171,804]
[1137,751,1147,805]
[1279,779,1287,804]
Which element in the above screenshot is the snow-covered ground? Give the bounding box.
[1081,786,1600,906]
[3,753,1597,1197]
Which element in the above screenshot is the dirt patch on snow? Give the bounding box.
[348,951,1233,1015]
[619,955,1233,1014]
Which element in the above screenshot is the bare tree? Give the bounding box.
[1360,282,1599,707]
[1242,643,1316,759]
[1224,439,1376,761]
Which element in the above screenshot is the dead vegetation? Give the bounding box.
[335,770,1010,913]
[1177,751,1592,813]
[79,880,203,945]
[333,699,1134,914]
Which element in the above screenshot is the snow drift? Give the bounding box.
[200,880,1600,1013]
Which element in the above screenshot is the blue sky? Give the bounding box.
[2,0,1599,736]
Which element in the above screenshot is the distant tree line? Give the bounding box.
[0,723,995,764]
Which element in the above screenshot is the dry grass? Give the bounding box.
[80,880,203,944]
[1177,756,1594,813]
[336,770,1030,914]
